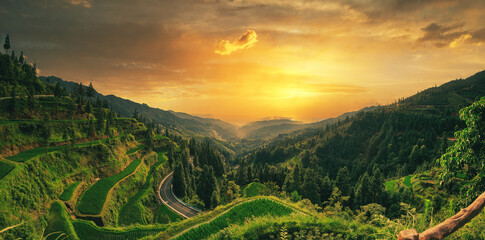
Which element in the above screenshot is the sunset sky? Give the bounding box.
[1,0,485,124]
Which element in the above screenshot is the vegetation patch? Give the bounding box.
[173,198,294,240]
[6,145,65,162]
[118,152,169,226]
[242,182,267,198]
[403,175,413,188]
[0,160,16,180]
[5,137,115,163]
[77,158,142,215]
[126,144,146,155]
[384,180,396,193]
[72,220,167,240]
[44,201,79,240]
[156,204,183,224]
[60,181,82,201]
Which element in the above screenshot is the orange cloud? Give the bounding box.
[215,30,258,55]
[449,34,472,48]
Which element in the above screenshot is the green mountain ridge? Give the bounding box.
[40,76,241,141]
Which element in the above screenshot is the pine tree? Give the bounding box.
[302,168,320,204]
[173,163,187,198]
[210,187,220,209]
[197,165,217,208]
[336,167,351,196]
[54,82,63,97]
[10,50,15,62]
[87,82,95,98]
[3,34,10,54]
[18,51,24,65]
[320,175,334,203]
[85,101,93,114]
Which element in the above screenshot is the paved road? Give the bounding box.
[158,172,199,218]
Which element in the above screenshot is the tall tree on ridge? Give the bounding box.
[3,34,10,54]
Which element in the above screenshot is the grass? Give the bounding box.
[72,220,167,240]
[154,135,169,140]
[118,152,168,226]
[0,160,16,180]
[77,158,142,215]
[242,182,267,198]
[43,201,79,240]
[5,137,116,163]
[156,204,183,224]
[456,173,467,180]
[403,175,413,188]
[173,198,294,240]
[384,180,397,193]
[6,145,65,162]
[60,181,82,201]
[126,144,146,155]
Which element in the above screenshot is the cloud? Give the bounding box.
[449,34,472,48]
[416,23,466,47]
[215,30,258,55]
[68,0,93,8]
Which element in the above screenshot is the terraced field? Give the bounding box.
[43,201,78,240]
[0,160,16,180]
[6,137,116,163]
[172,198,295,240]
[72,221,167,240]
[77,158,143,215]
[60,181,82,201]
[126,144,146,155]
[242,182,266,198]
[118,151,173,226]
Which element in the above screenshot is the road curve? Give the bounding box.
[158,172,200,218]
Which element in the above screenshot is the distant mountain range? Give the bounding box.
[41,76,375,142]
[40,76,239,140]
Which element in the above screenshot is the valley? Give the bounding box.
[1,38,485,240]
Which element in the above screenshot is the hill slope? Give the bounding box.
[40,76,240,141]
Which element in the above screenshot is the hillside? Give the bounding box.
[40,76,240,141]
[234,70,485,219]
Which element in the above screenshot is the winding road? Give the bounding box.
[158,172,200,218]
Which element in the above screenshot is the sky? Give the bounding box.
[1,0,485,125]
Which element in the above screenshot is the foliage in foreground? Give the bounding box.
[72,220,166,240]
[440,96,485,206]
[173,198,294,240]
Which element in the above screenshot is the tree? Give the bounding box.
[88,119,96,137]
[210,187,220,209]
[18,51,24,65]
[76,82,85,98]
[85,101,93,114]
[440,97,485,205]
[320,175,334,203]
[3,34,10,53]
[290,190,302,202]
[87,82,95,97]
[54,82,64,97]
[336,167,351,197]
[146,128,154,151]
[197,165,217,209]
[173,163,187,198]
[10,50,15,62]
[301,168,320,204]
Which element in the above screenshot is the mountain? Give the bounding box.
[235,70,485,214]
[238,107,377,140]
[239,119,303,139]
[40,76,240,141]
